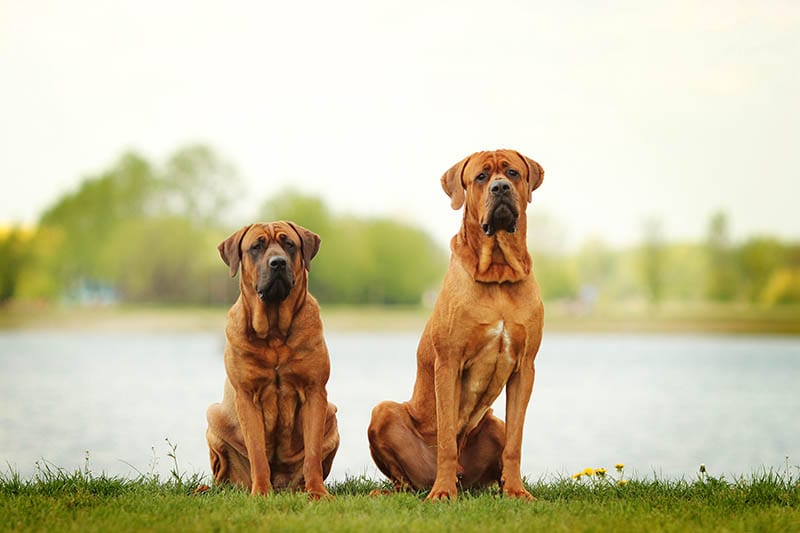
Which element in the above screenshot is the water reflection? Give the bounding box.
[0,331,798,481]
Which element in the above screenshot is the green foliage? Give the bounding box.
[761,268,800,305]
[640,218,665,305]
[659,243,709,301]
[259,190,447,305]
[706,211,738,301]
[360,219,446,305]
[39,152,157,285]
[261,190,333,236]
[7,143,799,310]
[738,237,786,302]
[161,145,242,226]
[530,212,798,312]
[0,228,31,302]
[97,217,232,304]
[14,155,445,306]
[22,145,241,304]
[531,254,578,301]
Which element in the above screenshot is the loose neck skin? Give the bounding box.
[239,272,309,341]
[452,208,531,284]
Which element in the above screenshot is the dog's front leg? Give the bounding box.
[301,386,331,499]
[501,360,535,500]
[235,392,272,495]
[426,356,459,501]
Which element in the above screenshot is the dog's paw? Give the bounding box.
[502,485,535,501]
[425,483,457,502]
[306,487,333,501]
[192,484,210,495]
[250,483,273,496]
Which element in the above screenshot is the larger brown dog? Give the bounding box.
[206,221,339,498]
[368,149,545,501]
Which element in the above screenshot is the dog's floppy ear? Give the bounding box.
[287,222,321,272]
[441,155,471,210]
[515,151,544,203]
[218,225,251,277]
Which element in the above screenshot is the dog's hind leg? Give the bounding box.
[458,410,505,489]
[206,403,251,489]
[368,400,436,491]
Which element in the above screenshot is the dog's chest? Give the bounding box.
[232,344,309,419]
[463,320,518,381]
[485,320,514,361]
[457,320,520,427]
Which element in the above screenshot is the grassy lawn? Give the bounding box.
[2,467,798,532]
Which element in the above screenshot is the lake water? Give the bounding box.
[1,330,798,482]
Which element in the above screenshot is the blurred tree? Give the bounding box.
[760,268,800,305]
[38,152,156,285]
[362,219,446,305]
[577,239,615,286]
[259,190,333,236]
[310,217,375,304]
[529,215,579,302]
[162,145,242,226]
[660,243,708,301]
[0,228,29,302]
[737,237,785,302]
[31,145,240,303]
[640,218,664,305]
[100,217,229,304]
[258,190,446,305]
[705,211,738,301]
[532,254,578,301]
[14,227,64,300]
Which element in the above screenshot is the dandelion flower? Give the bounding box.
[615,463,624,472]
[617,479,628,486]
[595,468,607,478]
[582,467,595,477]
[699,464,706,473]
[571,472,583,479]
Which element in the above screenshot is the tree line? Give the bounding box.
[531,213,800,307]
[0,145,446,306]
[1,144,798,308]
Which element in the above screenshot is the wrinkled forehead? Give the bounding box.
[467,150,524,174]
[241,222,295,247]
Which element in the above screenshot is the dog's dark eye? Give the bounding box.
[284,240,295,250]
[506,169,519,178]
[250,242,263,252]
[476,173,489,183]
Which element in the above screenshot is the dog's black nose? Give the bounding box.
[490,180,511,194]
[269,256,287,271]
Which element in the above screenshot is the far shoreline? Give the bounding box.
[1,302,798,335]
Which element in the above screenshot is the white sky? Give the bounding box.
[2,0,798,249]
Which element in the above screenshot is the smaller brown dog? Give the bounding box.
[206,221,339,498]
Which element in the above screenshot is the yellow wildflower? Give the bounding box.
[617,479,628,486]
[571,472,582,479]
[595,468,607,478]
[582,467,595,477]
[615,463,624,472]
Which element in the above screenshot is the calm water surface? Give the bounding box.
[1,330,798,481]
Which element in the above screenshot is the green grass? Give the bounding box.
[3,464,798,532]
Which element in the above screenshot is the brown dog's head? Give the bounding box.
[441,149,544,236]
[218,221,321,304]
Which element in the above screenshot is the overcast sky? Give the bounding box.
[2,1,798,249]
